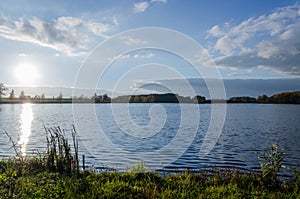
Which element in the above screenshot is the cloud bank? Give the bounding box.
[0,13,118,55]
[207,4,300,76]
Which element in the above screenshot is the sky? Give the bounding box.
[0,0,299,98]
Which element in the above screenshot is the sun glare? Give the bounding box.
[18,103,33,156]
[15,63,40,85]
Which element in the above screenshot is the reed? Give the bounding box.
[44,125,79,175]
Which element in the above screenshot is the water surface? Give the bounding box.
[0,103,299,175]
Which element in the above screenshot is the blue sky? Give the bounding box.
[0,0,299,97]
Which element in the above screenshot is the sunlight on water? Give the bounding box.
[18,103,33,156]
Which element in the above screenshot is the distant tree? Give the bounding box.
[133,96,140,103]
[140,96,147,103]
[192,95,206,103]
[9,89,15,100]
[228,96,256,103]
[79,94,85,99]
[34,95,40,100]
[57,92,63,102]
[19,90,26,100]
[95,95,102,103]
[257,94,269,103]
[91,93,97,101]
[0,83,8,101]
[41,93,45,101]
[102,94,111,103]
[269,91,300,104]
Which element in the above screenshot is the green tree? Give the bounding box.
[257,94,269,103]
[0,83,8,101]
[192,95,206,103]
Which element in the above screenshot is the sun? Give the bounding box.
[15,63,40,85]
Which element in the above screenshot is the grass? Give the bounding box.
[1,128,300,198]
[0,164,299,198]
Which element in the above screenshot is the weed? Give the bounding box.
[258,141,285,187]
[128,161,147,173]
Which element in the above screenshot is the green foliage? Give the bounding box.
[257,91,300,104]
[257,94,269,103]
[128,161,147,173]
[192,95,206,103]
[259,141,285,186]
[0,160,300,198]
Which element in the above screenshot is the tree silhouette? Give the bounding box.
[0,83,8,101]
[9,89,15,101]
[19,90,26,100]
[41,93,45,101]
[57,92,63,102]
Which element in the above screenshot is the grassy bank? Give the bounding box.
[1,127,300,198]
[0,158,300,198]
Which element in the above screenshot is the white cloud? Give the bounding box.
[57,16,83,27]
[207,25,223,37]
[114,54,131,60]
[133,0,167,13]
[207,3,300,76]
[257,21,300,59]
[111,52,155,62]
[133,52,155,59]
[133,2,149,13]
[119,36,148,46]
[0,13,118,55]
[215,36,236,55]
[150,0,168,3]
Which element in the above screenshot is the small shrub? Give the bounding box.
[128,161,147,173]
[259,141,285,187]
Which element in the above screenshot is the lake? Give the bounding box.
[0,103,299,176]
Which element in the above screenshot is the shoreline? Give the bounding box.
[0,101,299,105]
[1,90,299,104]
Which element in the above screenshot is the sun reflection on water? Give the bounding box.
[18,103,33,156]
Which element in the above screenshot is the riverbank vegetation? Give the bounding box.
[1,127,300,198]
[0,90,299,104]
[0,82,299,104]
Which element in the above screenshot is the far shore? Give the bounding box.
[0,90,299,104]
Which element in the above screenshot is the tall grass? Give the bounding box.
[44,125,79,175]
[2,125,80,176]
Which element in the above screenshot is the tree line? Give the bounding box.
[0,83,299,104]
[112,92,300,104]
[0,84,111,103]
[227,91,300,104]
